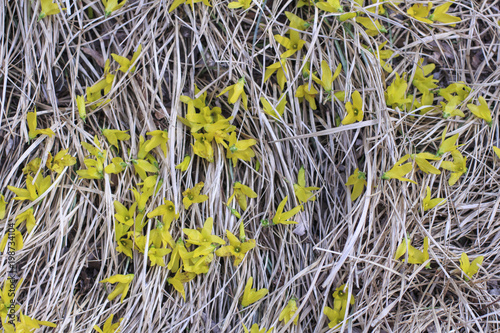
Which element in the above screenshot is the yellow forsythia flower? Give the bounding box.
[175,155,191,172]
[356,17,387,35]
[339,12,357,21]
[150,221,173,249]
[182,182,209,209]
[86,60,114,109]
[436,129,460,156]
[76,95,86,121]
[39,0,65,20]
[102,0,127,17]
[459,252,483,281]
[417,92,435,115]
[131,186,154,212]
[467,96,492,125]
[148,245,171,267]
[227,182,257,211]
[441,149,467,186]
[324,284,355,329]
[293,166,320,204]
[184,253,214,275]
[147,199,179,229]
[493,146,500,159]
[345,168,367,201]
[8,174,51,201]
[22,158,41,175]
[412,59,438,93]
[394,236,430,268]
[241,277,268,307]
[225,132,257,167]
[285,11,310,30]
[342,91,363,125]
[111,44,142,73]
[0,228,23,252]
[105,157,127,174]
[407,3,433,24]
[218,77,248,109]
[279,298,299,325]
[264,61,288,90]
[15,208,37,234]
[422,186,446,211]
[179,85,208,114]
[316,0,342,13]
[140,172,160,192]
[333,91,345,102]
[0,195,7,219]
[144,129,169,157]
[215,230,255,266]
[13,312,57,331]
[381,155,416,184]
[385,73,411,108]
[441,96,464,119]
[318,61,342,92]
[367,41,398,73]
[183,217,225,250]
[113,201,137,227]
[93,314,122,333]
[27,109,55,140]
[429,1,461,26]
[410,152,441,175]
[184,250,215,271]
[82,135,104,158]
[275,31,306,59]
[260,95,287,119]
[167,269,196,300]
[192,133,214,162]
[47,149,77,174]
[439,82,471,102]
[116,237,133,259]
[0,278,23,332]
[272,196,302,225]
[228,0,252,9]
[99,274,134,303]
[133,234,149,253]
[77,137,106,180]
[295,84,319,110]
[301,61,322,90]
[168,240,192,273]
[102,129,130,149]
[131,158,157,181]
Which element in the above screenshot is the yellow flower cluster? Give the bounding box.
[77,46,142,121]
[179,84,256,165]
[262,13,345,112]
[10,1,494,331]
[394,235,484,281]
[382,60,492,127]
[39,0,128,20]
[0,278,56,331]
[3,113,76,252]
[379,129,466,186]
[324,284,355,329]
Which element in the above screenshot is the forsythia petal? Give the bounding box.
[459,252,483,281]
[241,277,268,307]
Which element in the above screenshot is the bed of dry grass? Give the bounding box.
[1,0,500,332]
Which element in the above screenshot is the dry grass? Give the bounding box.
[1,0,500,332]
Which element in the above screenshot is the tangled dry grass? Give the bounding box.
[1,0,500,332]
